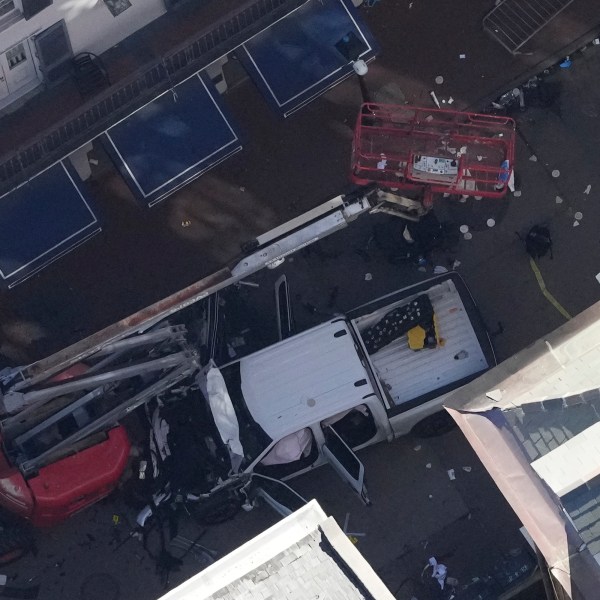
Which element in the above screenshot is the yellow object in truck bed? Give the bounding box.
[407,315,440,350]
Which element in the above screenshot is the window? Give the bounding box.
[6,43,26,69]
[321,405,378,448]
[21,0,52,20]
[0,0,15,18]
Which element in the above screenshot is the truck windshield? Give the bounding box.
[219,362,272,468]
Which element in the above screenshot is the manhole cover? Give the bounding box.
[81,573,120,600]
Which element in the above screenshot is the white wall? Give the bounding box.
[0,0,166,56]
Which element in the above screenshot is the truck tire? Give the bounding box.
[411,411,456,438]
[191,494,242,526]
[0,520,34,565]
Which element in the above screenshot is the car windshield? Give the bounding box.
[219,361,272,468]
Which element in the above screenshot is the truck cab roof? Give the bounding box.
[228,320,378,441]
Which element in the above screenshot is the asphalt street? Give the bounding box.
[2,2,600,599]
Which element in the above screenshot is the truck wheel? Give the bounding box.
[0,521,34,565]
[191,495,242,526]
[412,411,456,438]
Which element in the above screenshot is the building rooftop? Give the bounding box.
[445,301,600,599]
[159,500,394,600]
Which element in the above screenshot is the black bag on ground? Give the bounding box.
[525,225,553,259]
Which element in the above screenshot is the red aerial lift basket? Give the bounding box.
[351,103,516,202]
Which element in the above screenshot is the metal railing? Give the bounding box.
[483,0,575,54]
[0,0,307,196]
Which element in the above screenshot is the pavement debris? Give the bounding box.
[414,445,422,451]
[430,91,441,108]
[584,184,592,194]
[513,190,522,197]
[574,211,583,220]
[573,220,580,227]
[447,469,456,480]
[464,232,473,240]
[487,218,496,228]
[459,224,469,233]
[426,463,432,469]
[365,272,373,281]
[529,155,537,162]
[552,169,560,178]
[435,75,444,85]
[556,195,563,204]
[462,466,472,473]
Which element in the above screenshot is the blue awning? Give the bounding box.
[238,0,378,117]
[102,72,242,207]
[0,161,101,289]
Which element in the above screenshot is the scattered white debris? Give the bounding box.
[459,196,468,203]
[507,170,516,192]
[529,155,537,162]
[464,232,473,240]
[428,494,433,499]
[435,75,444,85]
[433,265,448,274]
[459,53,466,59]
[596,273,600,284]
[573,221,580,227]
[452,259,461,269]
[448,96,454,105]
[377,158,387,169]
[513,190,522,197]
[430,90,441,108]
[427,557,448,590]
[487,218,496,228]
[425,114,434,122]
[460,145,468,155]
[552,169,560,178]
[459,224,469,233]
[474,196,483,201]
[365,272,373,281]
[574,211,583,220]
[447,469,456,480]
[414,445,422,452]
[584,185,592,195]
[426,463,432,469]
[476,155,483,161]
[462,466,472,473]
[181,220,192,227]
[555,195,563,204]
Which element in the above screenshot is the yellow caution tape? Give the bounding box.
[529,258,572,320]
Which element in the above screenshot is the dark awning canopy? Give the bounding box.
[238,0,378,117]
[102,72,242,207]
[0,161,101,288]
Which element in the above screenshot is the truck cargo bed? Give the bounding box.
[350,276,490,411]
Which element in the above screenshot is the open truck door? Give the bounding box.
[248,473,307,518]
[322,425,371,506]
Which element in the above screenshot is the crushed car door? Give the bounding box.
[322,425,371,506]
[248,473,307,518]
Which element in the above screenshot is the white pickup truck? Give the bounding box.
[208,271,495,508]
[0,190,494,525]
